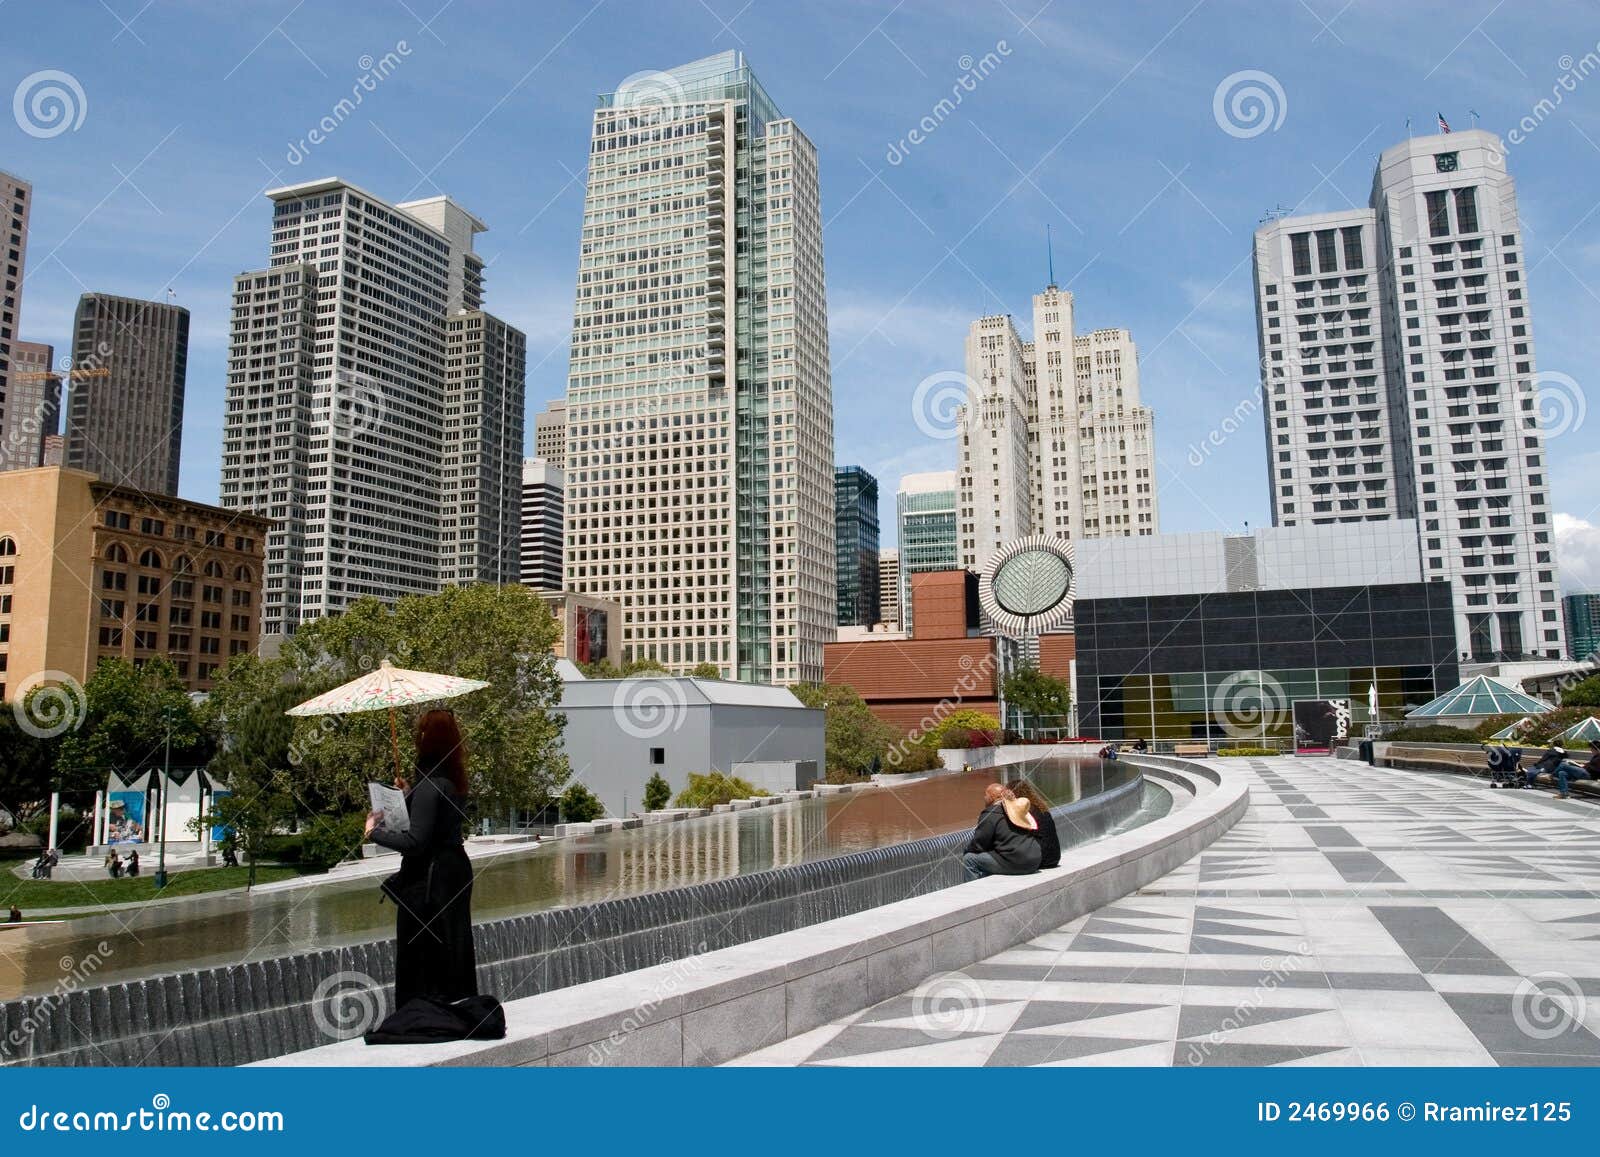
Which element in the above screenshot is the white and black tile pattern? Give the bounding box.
[728,757,1600,1067]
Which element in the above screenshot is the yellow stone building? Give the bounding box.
[0,467,269,700]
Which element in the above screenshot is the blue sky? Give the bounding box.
[4,0,1599,580]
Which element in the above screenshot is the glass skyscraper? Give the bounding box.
[834,465,880,627]
[896,470,958,632]
[564,52,835,682]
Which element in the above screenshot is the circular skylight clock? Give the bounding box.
[979,535,1075,637]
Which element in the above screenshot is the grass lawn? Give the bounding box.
[0,865,310,913]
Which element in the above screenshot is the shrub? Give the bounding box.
[642,772,672,812]
[883,742,942,774]
[921,710,1001,751]
[1381,724,1483,744]
[560,782,605,823]
[1217,746,1278,757]
[671,771,768,809]
[300,812,366,871]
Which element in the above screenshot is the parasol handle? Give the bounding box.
[389,707,403,784]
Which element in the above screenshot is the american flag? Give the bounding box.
[1437,112,1452,134]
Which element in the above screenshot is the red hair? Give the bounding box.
[414,708,468,796]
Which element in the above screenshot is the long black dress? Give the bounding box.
[369,772,478,1007]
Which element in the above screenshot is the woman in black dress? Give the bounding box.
[1009,778,1061,869]
[364,708,479,1008]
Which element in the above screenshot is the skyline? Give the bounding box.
[4,1,1599,585]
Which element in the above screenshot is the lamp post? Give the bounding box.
[154,707,172,889]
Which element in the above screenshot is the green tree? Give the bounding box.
[790,682,898,776]
[213,584,571,823]
[560,782,605,822]
[622,657,671,677]
[195,659,303,886]
[0,712,59,828]
[1561,675,1600,708]
[1003,665,1072,725]
[578,659,622,679]
[642,771,672,811]
[671,771,768,808]
[688,662,723,680]
[55,658,211,796]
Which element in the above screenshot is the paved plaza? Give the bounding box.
[730,756,1600,1067]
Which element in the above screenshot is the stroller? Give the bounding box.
[1484,744,1528,789]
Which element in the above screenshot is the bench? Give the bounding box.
[1173,742,1211,757]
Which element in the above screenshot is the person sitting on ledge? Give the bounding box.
[961,783,1042,881]
[1529,741,1600,800]
[7,905,20,923]
[1010,778,1061,870]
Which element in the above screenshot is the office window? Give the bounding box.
[1454,187,1479,234]
[1426,190,1451,237]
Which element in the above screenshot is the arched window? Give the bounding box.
[234,565,253,583]
[105,543,129,563]
[0,537,14,556]
[204,560,223,578]
[139,549,164,569]
[174,555,193,575]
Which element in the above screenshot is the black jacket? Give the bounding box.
[1030,804,1061,869]
[963,804,1042,874]
[369,773,467,861]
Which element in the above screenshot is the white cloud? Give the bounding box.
[1556,512,1600,593]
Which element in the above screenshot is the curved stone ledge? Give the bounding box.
[6,768,1143,1067]
[259,758,1246,1068]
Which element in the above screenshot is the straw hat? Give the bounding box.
[1003,794,1038,830]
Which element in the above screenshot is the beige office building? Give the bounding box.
[0,466,268,700]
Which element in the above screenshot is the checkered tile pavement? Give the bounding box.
[728,756,1600,1067]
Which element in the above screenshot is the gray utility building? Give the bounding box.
[555,675,825,817]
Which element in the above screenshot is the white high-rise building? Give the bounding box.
[221,179,523,640]
[533,399,567,468]
[878,547,900,629]
[0,173,32,470]
[563,52,835,682]
[520,458,563,591]
[1254,130,1563,661]
[958,284,1158,570]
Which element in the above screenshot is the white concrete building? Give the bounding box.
[1254,130,1563,661]
[878,547,900,630]
[533,398,567,468]
[220,179,523,640]
[520,458,563,591]
[0,173,30,474]
[958,284,1158,571]
[563,52,835,683]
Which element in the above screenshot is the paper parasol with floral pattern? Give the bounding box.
[286,659,489,778]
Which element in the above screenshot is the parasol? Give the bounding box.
[286,659,489,779]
